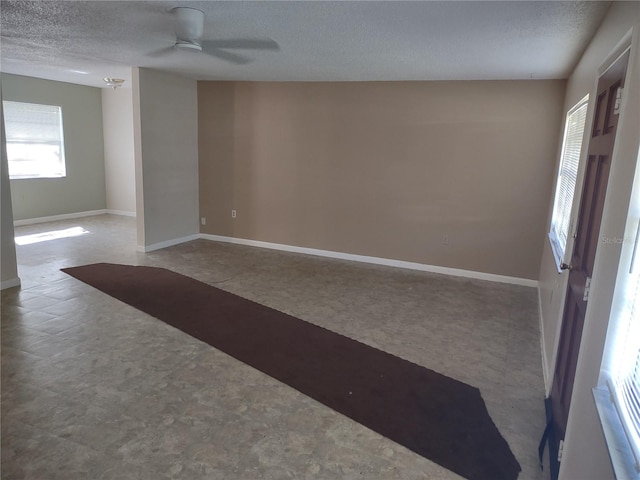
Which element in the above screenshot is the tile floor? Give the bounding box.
[2,215,549,479]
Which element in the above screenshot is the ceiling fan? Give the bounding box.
[153,7,279,65]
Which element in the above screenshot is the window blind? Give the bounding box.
[549,96,589,265]
[608,235,640,472]
[2,100,66,179]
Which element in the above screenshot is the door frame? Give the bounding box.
[545,29,636,478]
[548,34,635,392]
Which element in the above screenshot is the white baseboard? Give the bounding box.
[200,234,539,288]
[1,277,21,290]
[14,209,108,226]
[538,287,551,395]
[138,234,200,253]
[106,209,136,217]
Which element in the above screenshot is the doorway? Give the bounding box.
[547,49,631,478]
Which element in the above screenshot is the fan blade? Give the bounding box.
[201,39,279,51]
[202,48,251,65]
[146,45,176,58]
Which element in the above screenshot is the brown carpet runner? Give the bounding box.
[63,263,521,480]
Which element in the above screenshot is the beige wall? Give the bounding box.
[537,2,640,479]
[102,87,136,215]
[1,74,106,221]
[0,87,20,289]
[199,80,565,280]
[132,68,199,250]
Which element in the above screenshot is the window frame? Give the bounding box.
[2,100,67,180]
[596,215,640,478]
[548,95,590,269]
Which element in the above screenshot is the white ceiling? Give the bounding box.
[0,1,612,89]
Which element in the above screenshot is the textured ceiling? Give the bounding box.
[0,1,612,89]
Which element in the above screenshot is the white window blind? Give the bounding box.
[549,95,589,266]
[608,230,640,472]
[2,101,66,179]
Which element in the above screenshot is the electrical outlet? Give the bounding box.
[442,234,449,245]
[231,210,237,218]
[200,217,206,225]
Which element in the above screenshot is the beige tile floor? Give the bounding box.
[2,214,549,479]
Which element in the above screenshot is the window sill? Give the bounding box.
[593,387,639,479]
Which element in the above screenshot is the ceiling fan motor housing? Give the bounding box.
[172,7,204,43]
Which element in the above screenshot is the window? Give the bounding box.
[548,95,589,266]
[605,223,640,474]
[2,101,66,179]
